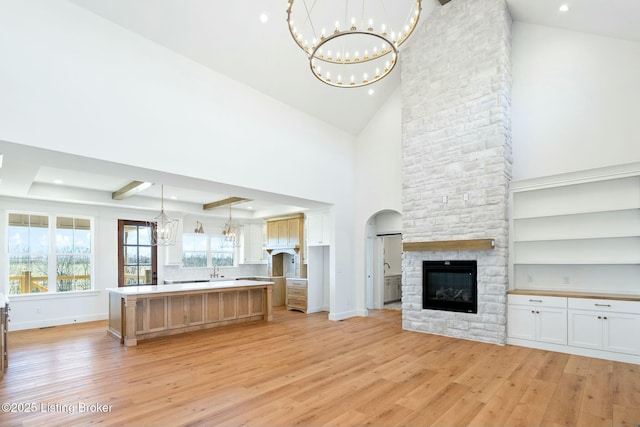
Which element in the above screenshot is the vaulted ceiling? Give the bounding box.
[2,0,639,217]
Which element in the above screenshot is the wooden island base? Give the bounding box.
[107,280,273,346]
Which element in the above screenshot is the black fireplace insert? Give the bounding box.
[422,260,477,313]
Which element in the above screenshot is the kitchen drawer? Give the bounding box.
[508,294,567,308]
[287,287,306,298]
[287,279,307,288]
[568,298,640,314]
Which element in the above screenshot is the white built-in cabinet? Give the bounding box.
[507,294,567,345]
[242,223,266,264]
[306,211,330,246]
[508,292,640,363]
[507,163,640,363]
[568,298,640,355]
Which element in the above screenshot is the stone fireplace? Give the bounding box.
[400,0,512,345]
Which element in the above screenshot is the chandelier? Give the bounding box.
[148,184,179,246]
[286,0,422,88]
[221,204,240,248]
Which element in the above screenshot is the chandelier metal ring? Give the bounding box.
[286,0,422,88]
[309,30,398,87]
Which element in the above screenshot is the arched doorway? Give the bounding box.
[365,210,402,310]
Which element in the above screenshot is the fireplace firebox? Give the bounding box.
[423,260,477,313]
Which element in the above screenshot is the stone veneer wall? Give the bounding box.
[400,0,512,344]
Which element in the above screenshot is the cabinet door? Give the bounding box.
[568,310,603,350]
[267,222,279,246]
[537,307,567,345]
[307,213,328,246]
[508,305,536,340]
[287,218,300,246]
[604,312,640,355]
[277,221,289,245]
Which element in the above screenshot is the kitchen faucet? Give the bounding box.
[210,265,220,278]
[384,262,391,269]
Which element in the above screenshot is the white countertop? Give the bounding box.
[107,279,274,296]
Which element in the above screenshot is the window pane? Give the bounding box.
[139,247,151,265]
[139,266,152,284]
[211,252,233,267]
[124,226,138,245]
[7,225,28,252]
[125,247,139,264]
[138,226,152,245]
[56,228,74,253]
[183,252,207,267]
[124,266,139,285]
[74,228,91,253]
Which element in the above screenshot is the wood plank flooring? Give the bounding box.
[1,308,639,427]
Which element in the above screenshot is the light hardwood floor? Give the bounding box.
[1,308,639,427]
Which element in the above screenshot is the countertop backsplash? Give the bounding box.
[163,263,268,284]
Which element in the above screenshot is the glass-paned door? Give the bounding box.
[118,220,157,287]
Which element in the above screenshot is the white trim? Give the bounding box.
[510,161,640,192]
[9,312,108,331]
[8,290,101,301]
[328,309,366,321]
[507,337,640,364]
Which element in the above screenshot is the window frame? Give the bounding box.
[182,232,238,268]
[7,211,95,296]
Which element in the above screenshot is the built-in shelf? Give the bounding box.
[510,164,640,294]
[403,238,495,252]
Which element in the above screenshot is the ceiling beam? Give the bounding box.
[203,197,252,210]
[112,180,152,200]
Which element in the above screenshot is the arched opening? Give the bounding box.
[365,210,402,311]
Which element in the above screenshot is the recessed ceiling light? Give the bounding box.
[368,88,375,95]
[559,4,569,12]
[170,196,177,200]
[259,13,268,23]
[247,206,254,210]
[53,179,63,184]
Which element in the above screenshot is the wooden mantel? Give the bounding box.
[403,238,495,252]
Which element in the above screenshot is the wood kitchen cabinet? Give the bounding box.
[265,214,304,250]
[286,278,307,313]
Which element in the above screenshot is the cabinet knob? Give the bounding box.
[597,316,602,319]
[531,310,535,314]
[603,316,608,320]
[535,311,540,314]
[529,299,543,303]
[595,304,611,308]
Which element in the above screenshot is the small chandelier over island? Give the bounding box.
[286,0,422,88]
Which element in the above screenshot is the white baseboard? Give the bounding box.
[328,309,367,321]
[507,337,640,364]
[9,313,108,331]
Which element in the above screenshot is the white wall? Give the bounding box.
[512,23,640,180]
[1,196,164,330]
[0,0,359,323]
[354,89,403,313]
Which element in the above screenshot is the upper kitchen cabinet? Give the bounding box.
[306,210,330,246]
[242,223,266,264]
[266,214,304,250]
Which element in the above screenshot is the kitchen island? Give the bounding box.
[107,280,273,347]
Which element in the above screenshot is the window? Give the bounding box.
[118,220,157,286]
[183,233,208,267]
[7,213,94,295]
[56,217,92,292]
[182,233,236,267]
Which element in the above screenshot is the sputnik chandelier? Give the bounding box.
[286,0,422,88]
